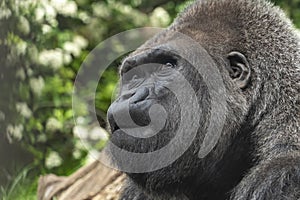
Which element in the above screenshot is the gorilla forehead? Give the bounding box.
[143,0,296,59]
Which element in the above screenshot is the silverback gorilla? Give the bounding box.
[107,0,300,199]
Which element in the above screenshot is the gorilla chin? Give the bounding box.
[106,0,300,200]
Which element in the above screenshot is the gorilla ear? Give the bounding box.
[227,51,251,89]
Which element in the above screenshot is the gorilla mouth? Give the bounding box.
[109,111,153,135]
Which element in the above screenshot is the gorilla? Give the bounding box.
[106,0,300,199]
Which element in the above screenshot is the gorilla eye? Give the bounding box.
[155,62,177,78]
[165,62,176,68]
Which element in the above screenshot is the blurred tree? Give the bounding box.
[273,0,300,28]
[0,0,192,179]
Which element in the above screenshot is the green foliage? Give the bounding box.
[273,0,300,28]
[0,0,191,176]
[0,166,37,200]
[1,0,90,174]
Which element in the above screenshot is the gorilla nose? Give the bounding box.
[129,87,152,126]
[107,87,153,133]
[130,87,149,104]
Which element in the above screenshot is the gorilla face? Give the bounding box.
[106,47,204,193]
[106,32,252,193]
[108,48,191,153]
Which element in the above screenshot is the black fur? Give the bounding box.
[108,0,300,199]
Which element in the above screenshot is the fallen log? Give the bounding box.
[37,161,126,200]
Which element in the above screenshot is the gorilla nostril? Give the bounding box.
[130,87,149,104]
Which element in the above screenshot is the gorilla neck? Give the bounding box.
[248,72,300,160]
[252,110,300,160]
[187,132,253,200]
[131,132,254,200]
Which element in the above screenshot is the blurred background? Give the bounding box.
[0,0,299,199]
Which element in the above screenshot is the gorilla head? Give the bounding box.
[106,0,300,199]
